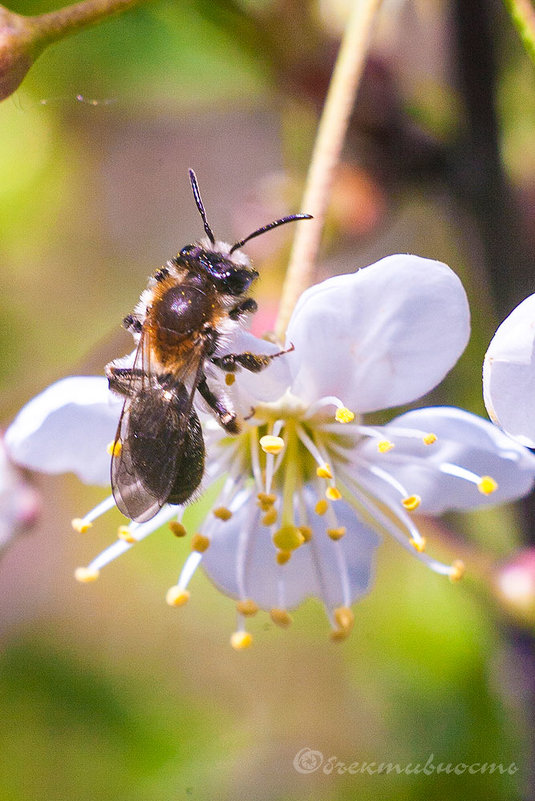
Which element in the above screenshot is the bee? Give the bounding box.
[106,169,311,523]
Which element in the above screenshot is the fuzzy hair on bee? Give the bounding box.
[105,169,312,523]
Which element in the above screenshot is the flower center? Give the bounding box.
[71,392,499,649]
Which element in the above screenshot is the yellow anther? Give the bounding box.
[273,525,305,551]
[449,560,465,583]
[225,373,236,386]
[326,486,342,501]
[377,439,394,453]
[335,407,355,424]
[298,525,312,542]
[257,492,277,511]
[236,599,258,616]
[74,566,100,583]
[334,606,354,632]
[230,631,253,650]
[106,439,122,457]
[478,475,498,495]
[262,507,278,526]
[409,536,426,553]
[213,506,232,521]
[327,526,346,541]
[423,433,437,445]
[276,550,292,565]
[166,586,190,606]
[117,525,137,543]
[71,518,92,534]
[330,628,351,642]
[315,499,329,516]
[259,435,285,455]
[316,463,333,479]
[169,521,187,537]
[270,608,293,627]
[402,494,421,511]
[191,533,210,553]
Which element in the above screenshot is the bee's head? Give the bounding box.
[185,168,311,294]
[180,244,258,296]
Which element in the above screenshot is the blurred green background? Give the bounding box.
[2,1,535,799]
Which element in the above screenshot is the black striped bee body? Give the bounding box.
[106,170,311,523]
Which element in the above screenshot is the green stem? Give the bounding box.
[503,0,535,64]
[281,421,298,527]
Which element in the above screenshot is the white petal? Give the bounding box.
[356,406,535,514]
[201,488,380,611]
[483,293,535,447]
[285,255,470,411]
[5,377,121,485]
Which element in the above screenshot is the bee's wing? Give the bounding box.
[111,390,185,523]
[110,329,207,523]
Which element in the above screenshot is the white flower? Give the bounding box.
[0,434,40,552]
[483,293,535,448]
[7,255,535,648]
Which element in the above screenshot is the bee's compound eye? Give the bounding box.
[224,267,258,296]
[180,244,197,257]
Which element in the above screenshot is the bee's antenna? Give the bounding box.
[229,214,313,254]
[188,169,215,245]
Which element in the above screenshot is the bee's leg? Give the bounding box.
[197,376,240,434]
[106,366,145,397]
[228,298,257,321]
[122,314,143,334]
[211,343,294,373]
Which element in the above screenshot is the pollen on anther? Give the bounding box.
[225,373,236,386]
[230,631,253,650]
[330,628,351,642]
[169,521,187,537]
[262,507,278,526]
[191,533,210,553]
[166,586,190,606]
[71,518,92,534]
[257,492,277,511]
[327,526,346,541]
[316,463,333,479]
[118,525,137,543]
[259,435,285,455]
[74,566,100,583]
[276,550,292,565]
[270,608,292,627]
[213,506,232,521]
[478,475,498,495]
[402,494,421,511]
[236,599,258,616]
[423,433,437,445]
[326,486,342,501]
[378,439,394,453]
[449,560,465,583]
[409,536,426,553]
[273,525,305,551]
[335,407,355,424]
[106,440,122,457]
[315,499,329,516]
[298,525,312,542]
[334,606,355,632]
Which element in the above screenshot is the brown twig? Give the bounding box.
[0,0,149,100]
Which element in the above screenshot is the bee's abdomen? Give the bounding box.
[168,409,205,504]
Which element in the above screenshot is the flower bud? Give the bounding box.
[494,549,535,627]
